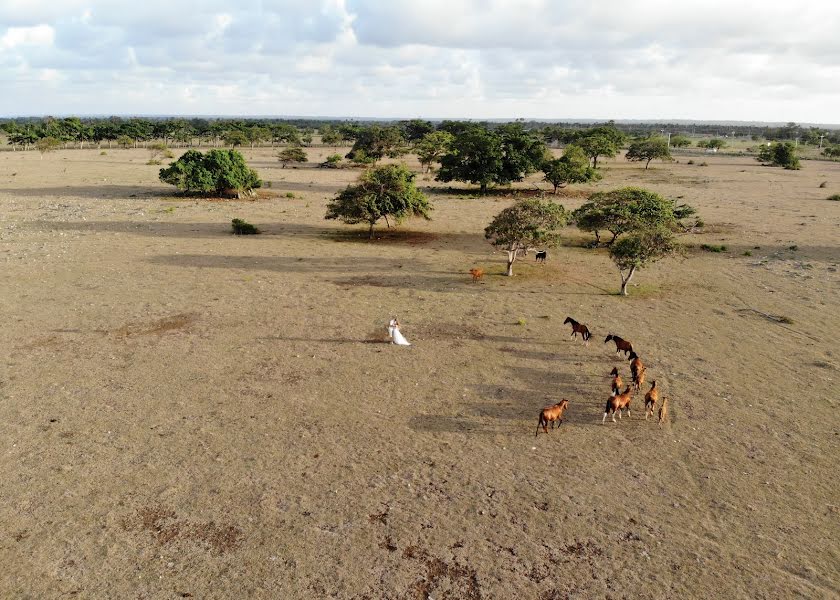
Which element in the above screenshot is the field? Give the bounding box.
[1,147,839,599]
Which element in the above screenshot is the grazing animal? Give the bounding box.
[469,267,484,282]
[563,317,591,343]
[535,250,547,263]
[609,367,623,395]
[658,396,669,427]
[644,380,659,420]
[535,399,569,437]
[603,386,633,423]
[605,334,634,356]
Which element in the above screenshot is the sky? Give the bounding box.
[1,0,838,123]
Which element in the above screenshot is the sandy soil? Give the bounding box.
[1,146,839,599]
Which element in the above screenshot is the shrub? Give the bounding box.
[687,159,695,165]
[231,218,260,235]
[743,251,752,256]
[757,142,800,169]
[828,194,840,201]
[159,149,261,197]
[700,244,726,252]
[699,161,708,167]
[788,245,798,251]
[819,181,827,188]
[100,151,107,156]
[146,159,162,165]
[285,192,295,198]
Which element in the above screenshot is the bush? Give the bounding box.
[699,161,708,167]
[231,218,260,235]
[686,159,695,165]
[819,181,827,188]
[146,159,162,165]
[100,151,107,156]
[159,149,261,197]
[700,244,727,252]
[757,142,800,169]
[827,194,840,201]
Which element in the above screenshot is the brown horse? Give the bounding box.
[605,334,634,356]
[564,317,591,344]
[535,399,569,436]
[610,367,623,394]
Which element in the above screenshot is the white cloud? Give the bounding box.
[0,0,838,122]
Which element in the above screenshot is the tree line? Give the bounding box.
[3,116,837,154]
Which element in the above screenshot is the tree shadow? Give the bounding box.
[3,185,167,199]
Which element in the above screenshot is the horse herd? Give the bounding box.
[535,318,669,437]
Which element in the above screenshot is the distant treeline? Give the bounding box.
[1,116,838,151]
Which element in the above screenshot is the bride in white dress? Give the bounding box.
[388,317,411,346]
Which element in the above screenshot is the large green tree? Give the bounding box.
[541,144,601,193]
[484,198,567,276]
[325,164,431,238]
[159,149,262,197]
[437,124,546,194]
[345,126,408,163]
[572,187,677,245]
[610,226,679,295]
[625,138,673,169]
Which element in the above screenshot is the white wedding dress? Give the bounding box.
[388,318,411,346]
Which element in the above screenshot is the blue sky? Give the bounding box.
[2,0,838,122]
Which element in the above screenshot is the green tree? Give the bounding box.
[325,164,432,238]
[278,146,308,168]
[670,135,691,148]
[401,119,435,142]
[345,126,408,163]
[757,142,800,169]
[484,198,567,276]
[625,138,673,169]
[437,124,546,194]
[320,125,343,148]
[572,187,676,245]
[577,134,619,168]
[823,145,840,158]
[36,136,61,158]
[159,149,262,197]
[610,226,679,295]
[541,144,601,193]
[697,138,726,150]
[414,130,454,173]
[223,130,249,148]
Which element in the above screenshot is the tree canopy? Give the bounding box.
[757,142,801,170]
[670,136,691,148]
[278,147,308,167]
[609,226,679,295]
[159,149,262,197]
[484,198,567,276]
[436,123,546,193]
[541,144,601,193]
[345,126,408,163]
[697,138,726,150]
[414,130,454,173]
[625,138,673,169]
[325,164,431,238]
[572,187,677,245]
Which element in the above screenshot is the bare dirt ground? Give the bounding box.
[1,146,838,599]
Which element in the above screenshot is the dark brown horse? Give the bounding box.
[605,334,634,357]
[564,317,591,344]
